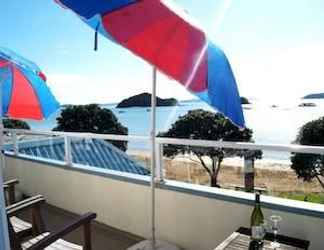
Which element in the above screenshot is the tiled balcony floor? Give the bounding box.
[19,203,143,250]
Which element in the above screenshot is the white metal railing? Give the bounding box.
[3,128,324,182]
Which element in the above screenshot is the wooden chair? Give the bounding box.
[3,178,19,206]
[7,196,97,250]
[3,179,39,238]
[6,195,46,239]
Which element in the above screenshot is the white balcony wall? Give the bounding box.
[4,155,324,250]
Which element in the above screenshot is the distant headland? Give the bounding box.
[116,92,178,108]
[240,97,250,104]
[303,92,324,99]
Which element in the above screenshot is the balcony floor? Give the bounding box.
[19,203,143,250]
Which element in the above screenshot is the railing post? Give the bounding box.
[244,156,254,192]
[155,143,164,183]
[12,132,19,156]
[64,136,73,167]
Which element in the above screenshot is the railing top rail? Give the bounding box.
[4,129,149,142]
[156,137,324,154]
[4,128,324,155]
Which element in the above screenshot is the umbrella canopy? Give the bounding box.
[0,47,60,120]
[55,0,245,127]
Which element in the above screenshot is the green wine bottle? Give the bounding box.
[248,240,263,250]
[250,192,264,241]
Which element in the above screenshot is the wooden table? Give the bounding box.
[215,227,310,250]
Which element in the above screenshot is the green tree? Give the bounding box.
[54,104,128,151]
[3,119,30,130]
[159,109,261,187]
[291,117,324,189]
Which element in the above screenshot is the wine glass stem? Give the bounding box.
[274,232,277,243]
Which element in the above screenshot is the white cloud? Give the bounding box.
[212,0,233,37]
[231,43,324,104]
[47,43,324,106]
[47,71,194,105]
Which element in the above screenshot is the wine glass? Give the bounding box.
[270,215,282,249]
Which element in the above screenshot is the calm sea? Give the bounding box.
[27,99,324,161]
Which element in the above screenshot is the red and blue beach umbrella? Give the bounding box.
[0,47,60,250]
[0,47,60,120]
[55,0,245,127]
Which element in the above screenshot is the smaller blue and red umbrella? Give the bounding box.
[0,47,60,250]
[0,47,59,120]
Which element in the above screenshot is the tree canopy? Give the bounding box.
[3,119,30,130]
[159,109,261,187]
[54,104,128,151]
[291,117,324,189]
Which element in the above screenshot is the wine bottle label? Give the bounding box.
[251,226,263,240]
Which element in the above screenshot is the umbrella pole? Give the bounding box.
[150,67,157,249]
[0,81,11,250]
[127,68,180,250]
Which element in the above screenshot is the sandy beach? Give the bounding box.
[130,151,323,194]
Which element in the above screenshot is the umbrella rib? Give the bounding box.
[5,65,15,118]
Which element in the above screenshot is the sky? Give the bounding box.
[1,0,324,105]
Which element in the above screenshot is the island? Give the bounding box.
[117,92,178,108]
[240,97,250,105]
[303,92,324,99]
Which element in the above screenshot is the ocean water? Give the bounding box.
[27,99,324,161]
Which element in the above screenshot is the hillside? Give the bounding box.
[303,92,324,99]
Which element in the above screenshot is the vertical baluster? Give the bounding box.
[12,132,18,156]
[155,143,165,183]
[64,136,73,167]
